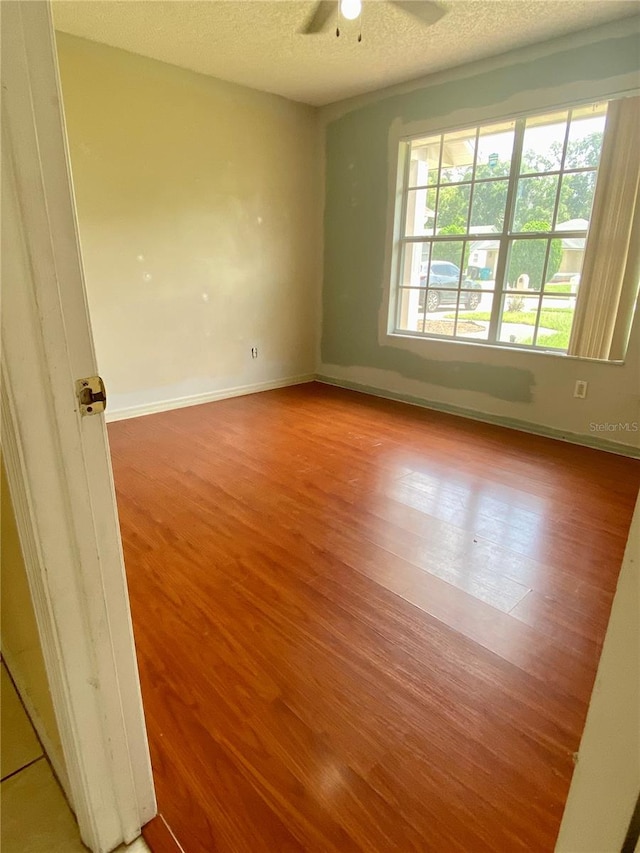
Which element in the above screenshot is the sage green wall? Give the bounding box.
[321,28,640,450]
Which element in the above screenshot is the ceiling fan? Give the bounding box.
[301,0,448,35]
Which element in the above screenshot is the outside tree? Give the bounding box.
[432,222,468,267]
[508,220,563,290]
[429,131,603,238]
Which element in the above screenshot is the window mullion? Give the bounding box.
[398,141,412,241]
[392,101,611,351]
[487,118,526,342]
[431,135,444,245]
[551,115,573,230]
[465,128,480,234]
[531,239,553,347]
[394,143,413,331]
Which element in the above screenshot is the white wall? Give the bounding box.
[56,34,321,417]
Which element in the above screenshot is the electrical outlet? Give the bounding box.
[574,380,588,399]
[251,346,258,359]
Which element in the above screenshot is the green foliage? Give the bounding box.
[458,307,574,350]
[469,180,509,230]
[530,310,576,349]
[508,221,562,290]
[429,128,603,298]
[544,282,572,293]
[433,130,603,238]
[433,221,469,266]
[461,308,574,322]
[513,177,558,228]
[514,132,603,223]
[436,181,507,235]
[525,132,602,169]
[557,172,597,221]
[438,221,465,235]
[507,295,526,312]
[436,188,469,227]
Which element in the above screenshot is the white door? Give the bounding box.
[1,3,156,851]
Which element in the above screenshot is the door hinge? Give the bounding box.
[76,376,107,416]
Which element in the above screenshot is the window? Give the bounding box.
[390,98,640,358]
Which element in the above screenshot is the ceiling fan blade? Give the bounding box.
[302,1,336,34]
[391,1,447,27]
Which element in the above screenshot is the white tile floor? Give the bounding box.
[1,661,150,853]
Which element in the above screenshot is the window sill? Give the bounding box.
[385,330,625,365]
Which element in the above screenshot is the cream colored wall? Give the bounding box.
[55,33,321,416]
[0,461,68,795]
[555,494,640,851]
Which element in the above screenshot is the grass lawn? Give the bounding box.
[544,282,573,293]
[456,307,574,349]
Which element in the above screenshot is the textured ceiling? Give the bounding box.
[52,0,639,106]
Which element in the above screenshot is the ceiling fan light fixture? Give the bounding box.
[339,0,362,21]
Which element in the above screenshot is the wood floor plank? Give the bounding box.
[109,382,640,852]
[142,816,184,853]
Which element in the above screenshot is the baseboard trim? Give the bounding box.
[0,645,72,804]
[105,371,639,457]
[105,374,316,422]
[316,374,640,459]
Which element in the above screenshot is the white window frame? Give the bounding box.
[379,86,639,364]
[390,103,605,352]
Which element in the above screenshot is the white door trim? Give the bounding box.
[1,3,156,851]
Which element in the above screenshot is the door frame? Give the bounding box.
[1,3,156,851]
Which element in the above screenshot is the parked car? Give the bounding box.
[419,261,482,312]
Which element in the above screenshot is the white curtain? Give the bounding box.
[568,96,640,361]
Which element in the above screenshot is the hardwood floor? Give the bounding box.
[108,383,640,852]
